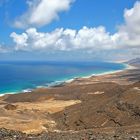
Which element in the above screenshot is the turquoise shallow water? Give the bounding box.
[0,61,126,95]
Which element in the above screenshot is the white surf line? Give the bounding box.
[0,92,17,97]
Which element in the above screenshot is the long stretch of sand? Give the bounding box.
[0,61,140,139]
[0,63,133,97]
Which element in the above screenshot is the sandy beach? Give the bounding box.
[0,60,140,139]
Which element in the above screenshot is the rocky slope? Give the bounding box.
[0,81,140,139]
[0,59,140,139]
[0,127,140,140]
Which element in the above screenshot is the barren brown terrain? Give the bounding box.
[0,59,140,139]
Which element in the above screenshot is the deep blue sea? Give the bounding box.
[0,61,126,95]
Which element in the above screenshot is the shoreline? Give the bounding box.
[0,61,139,136]
[0,63,132,97]
[56,63,133,84]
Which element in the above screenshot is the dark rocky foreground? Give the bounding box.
[0,128,140,140]
[0,59,140,140]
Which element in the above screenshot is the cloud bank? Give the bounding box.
[14,0,74,28]
[115,1,140,48]
[0,1,135,60]
[10,26,116,51]
[11,1,140,55]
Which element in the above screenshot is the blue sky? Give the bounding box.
[0,0,140,61]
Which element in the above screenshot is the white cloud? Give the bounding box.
[115,1,140,48]
[14,0,74,28]
[10,32,28,50]
[10,1,140,59]
[10,26,117,51]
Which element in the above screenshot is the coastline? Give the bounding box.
[0,62,132,97]
[0,60,139,136]
[52,63,133,85]
[0,92,17,97]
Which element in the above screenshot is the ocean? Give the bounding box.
[0,61,126,95]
